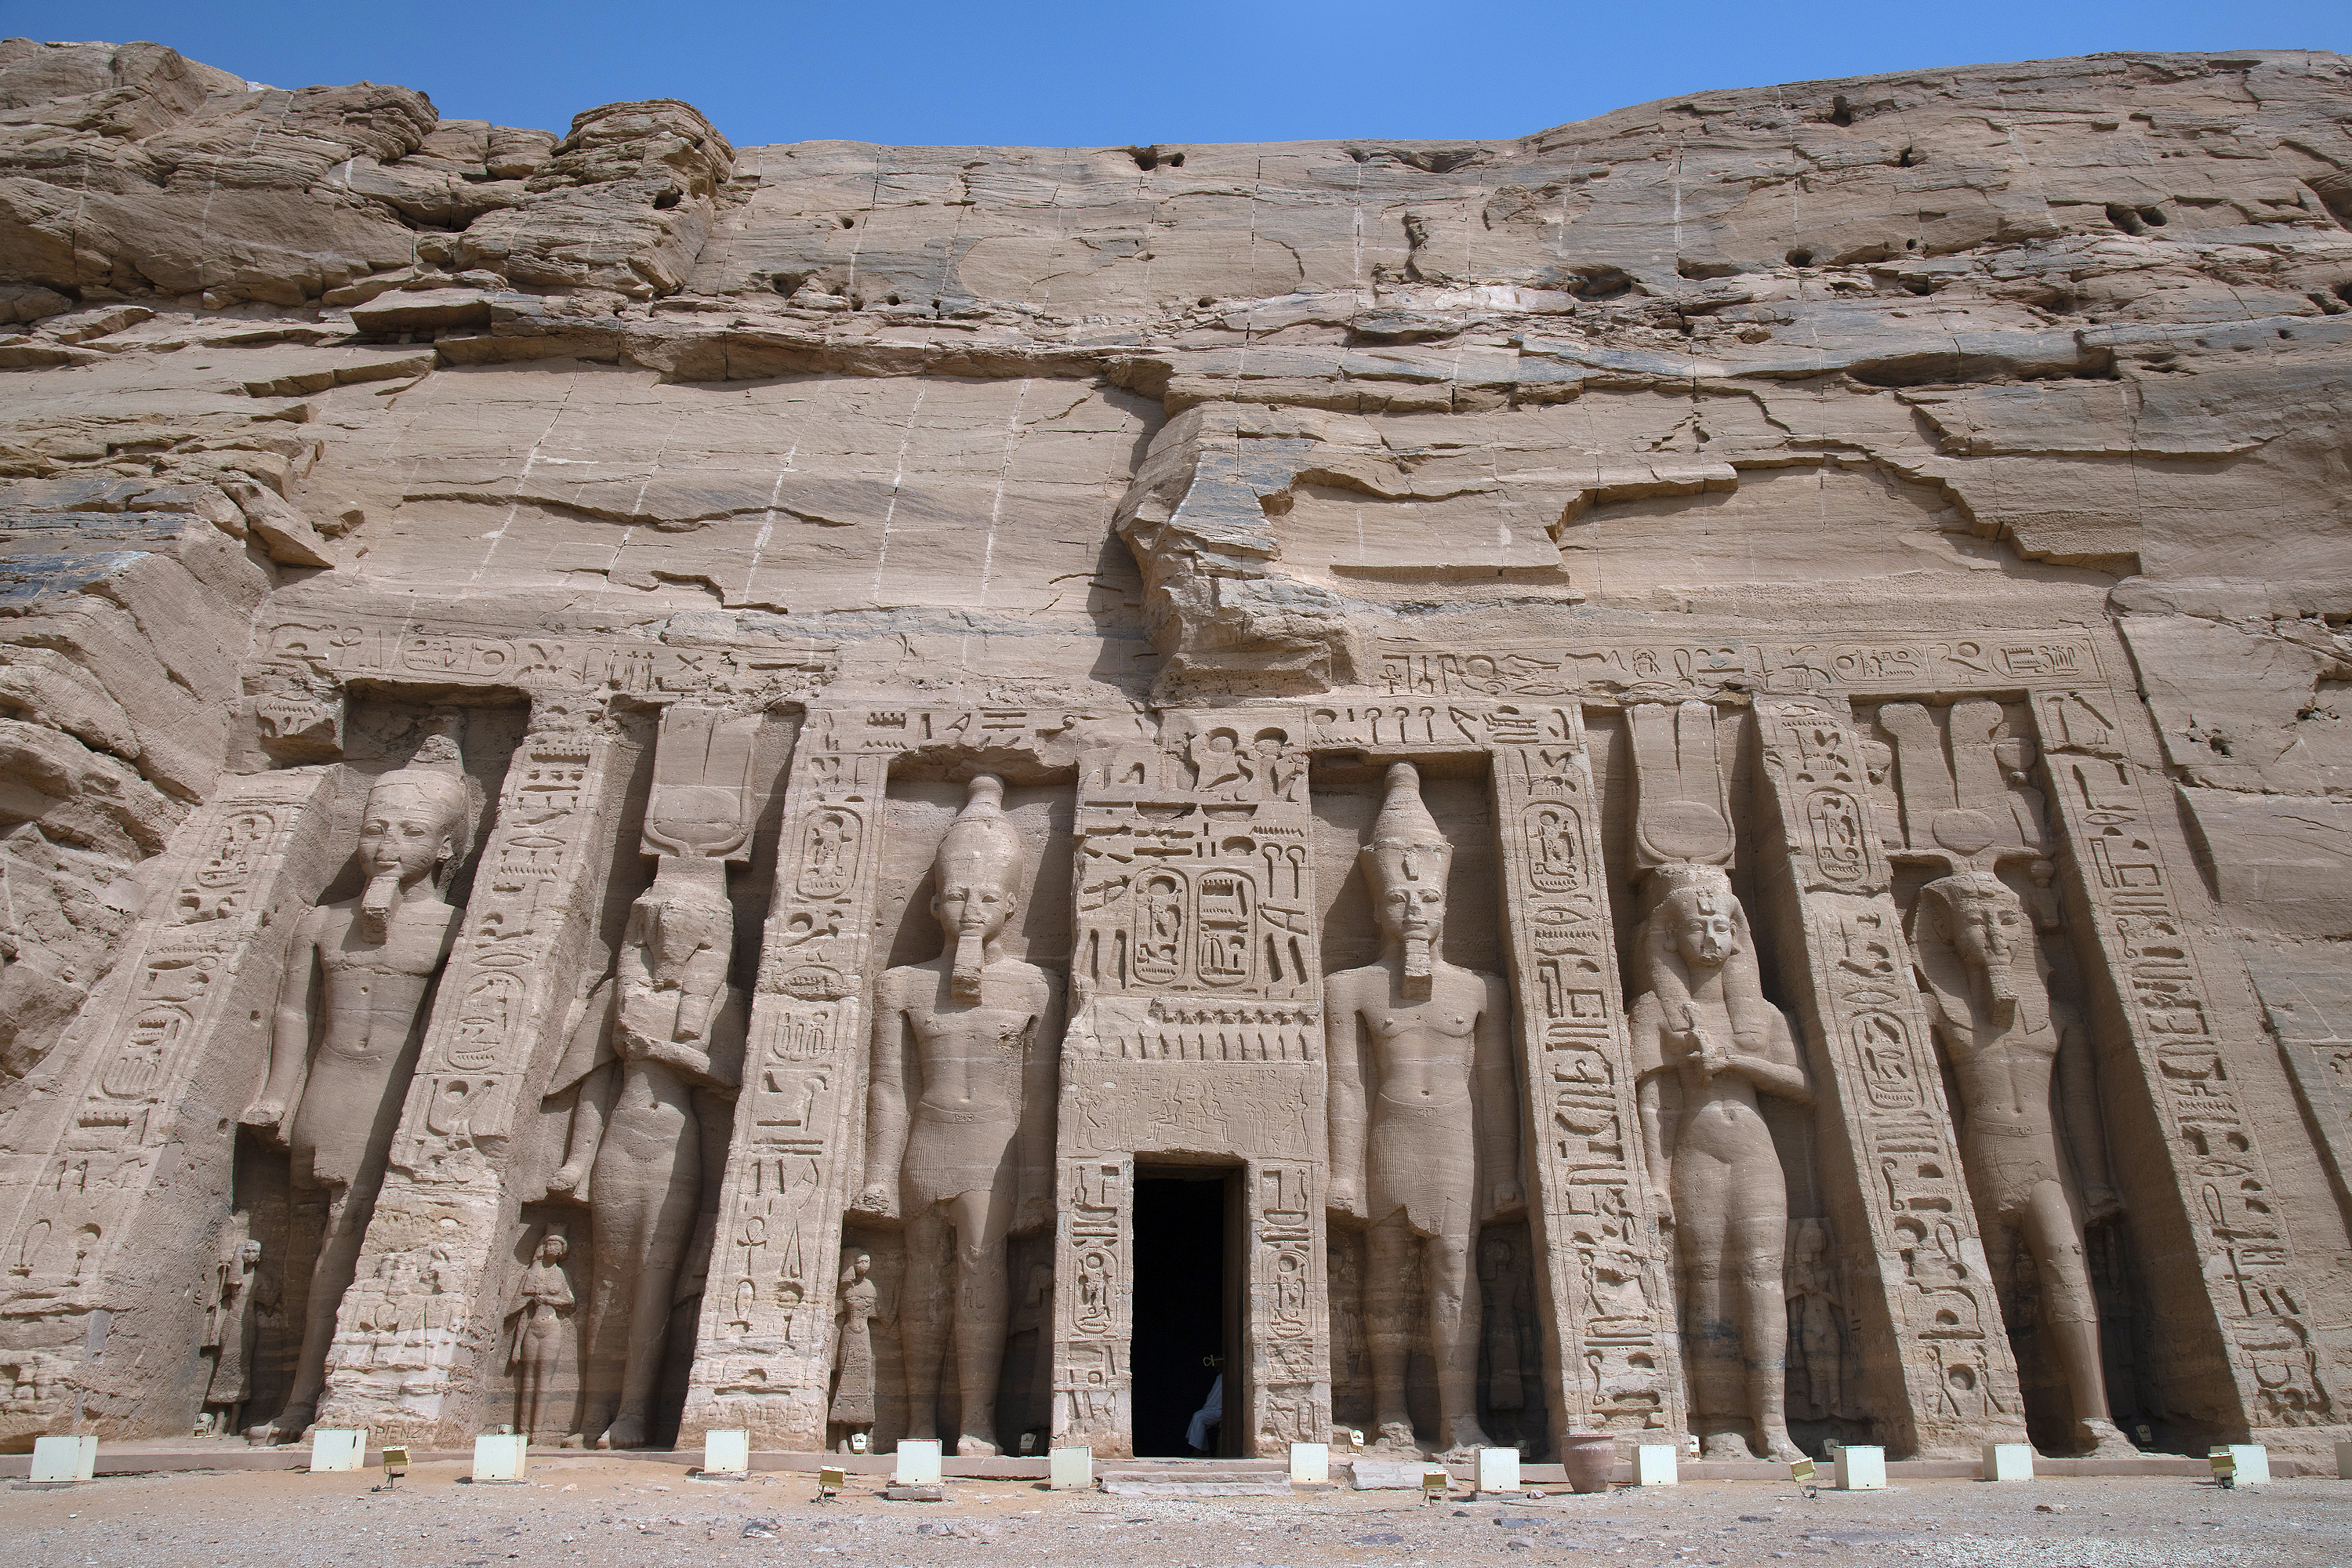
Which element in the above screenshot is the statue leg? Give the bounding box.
[2024,1178,2133,1455]
[602,1062,700,1449]
[575,1243,629,1444]
[255,1176,365,1442]
[1674,1150,1745,1457]
[1364,1218,1418,1451]
[900,1207,953,1442]
[517,1346,543,1442]
[948,1184,1014,1456]
[1430,1223,1491,1457]
[1731,1196,1798,1462]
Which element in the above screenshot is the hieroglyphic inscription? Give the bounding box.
[1490,711,1684,1443]
[260,608,835,710]
[1366,633,2100,704]
[1751,698,2024,1456]
[2035,696,2336,1428]
[1055,1156,1131,1448]
[1249,1162,1326,1448]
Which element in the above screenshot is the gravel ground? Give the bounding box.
[5,1458,2349,1567]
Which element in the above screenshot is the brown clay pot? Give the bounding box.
[1560,1432,1617,1494]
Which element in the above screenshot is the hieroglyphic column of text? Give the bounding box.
[1490,709,1686,1448]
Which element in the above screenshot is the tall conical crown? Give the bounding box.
[1367,761,1445,849]
[937,774,1022,887]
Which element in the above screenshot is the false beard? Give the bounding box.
[953,913,987,1001]
[360,867,401,942]
[1402,933,1432,1000]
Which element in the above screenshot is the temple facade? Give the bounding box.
[2,38,2350,1466]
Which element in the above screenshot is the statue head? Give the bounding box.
[1654,865,1744,972]
[358,734,468,936]
[1916,872,2028,1024]
[931,775,1024,1000]
[1363,762,1450,997]
[237,1238,263,1268]
[842,1250,871,1286]
[633,855,733,980]
[536,1233,568,1265]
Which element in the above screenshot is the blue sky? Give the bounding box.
[16,1,2351,148]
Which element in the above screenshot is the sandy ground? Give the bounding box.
[6,1458,2350,1568]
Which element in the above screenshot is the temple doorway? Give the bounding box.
[1130,1165,1240,1457]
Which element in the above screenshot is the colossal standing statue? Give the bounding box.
[508,1231,575,1442]
[1630,866,1813,1461]
[238,736,470,1442]
[549,855,744,1448]
[1327,761,1520,1458]
[856,775,1058,1456]
[1911,870,2136,1456]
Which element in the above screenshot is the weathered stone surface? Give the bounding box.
[2,38,2351,1474]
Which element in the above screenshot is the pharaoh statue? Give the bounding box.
[1910,870,2135,1456]
[199,1227,263,1435]
[1630,866,1813,1461]
[548,855,745,1448]
[855,775,1059,1456]
[828,1250,880,1451]
[239,735,470,1442]
[507,1231,575,1443]
[1327,761,1520,1458]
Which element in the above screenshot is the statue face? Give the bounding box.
[647,895,730,967]
[1948,884,2024,971]
[1369,837,1448,946]
[539,1236,568,1263]
[1671,896,1738,969]
[359,782,458,887]
[934,873,1015,944]
[238,1240,263,1265]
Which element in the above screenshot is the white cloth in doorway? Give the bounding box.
[1186,1374,1223,1452]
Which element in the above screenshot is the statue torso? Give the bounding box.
[891,954,1050,1120]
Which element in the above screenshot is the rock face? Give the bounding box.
[1,36,2350,1465]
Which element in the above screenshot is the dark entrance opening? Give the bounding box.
[1131,1166,1239,1457]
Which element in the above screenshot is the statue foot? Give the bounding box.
[1439,1417,1495,1461]
[559,1432,586,1450]
[599,1414,649,1450]
[1758,1427,1806,1465]
[247,1405,314,1446]
[2078,1417,2139,1458]
[1699,1431,1750,1461]
[955,1433,1001,1458]
[1367,1420,1423,1457]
